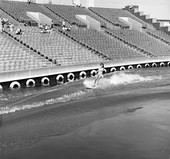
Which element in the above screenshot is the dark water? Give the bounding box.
[1,67,170,159]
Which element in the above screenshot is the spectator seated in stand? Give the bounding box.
[1,18,9,30]
[39,24,52,34]
[16,28,23,35]
[62,24,72,32]
[9,23,14,32]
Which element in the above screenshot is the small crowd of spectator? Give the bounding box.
[62,20,72,32]
[0,18,24,35]
[39,24,53,34]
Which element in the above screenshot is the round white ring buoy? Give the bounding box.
[120,66,125,71]
[128,65,133,70]
[145,63,150,68]
[103,69,107,74]
[41,77,50,86]
[79,71,86,79]
[10,81,21,90]
[160,62,165,67]
[137,64,142,69]
[0,85,3,90]
[91,70,97,77]
[152,63,157,67]
[67,73,75,82]
[56,74,64,83]
[26,79,35,87]
[168,62,170,66]
[110,67,116,72]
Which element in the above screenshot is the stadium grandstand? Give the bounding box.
[0,0,170,89]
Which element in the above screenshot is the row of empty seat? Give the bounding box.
[0,9,19,25]
[108,29,170,56]
[45,4,106,27]
[89,7,155,30]
[146,29,170,44]
[8,26,104,66]
[64,28,147,60]
[0,1,61,25]
[0,32,51,72]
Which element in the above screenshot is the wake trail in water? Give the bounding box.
[0,89,92,115]
[83,72,162,88]
[0,72,162,115]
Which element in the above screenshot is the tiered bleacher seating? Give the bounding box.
[64,28,147,60]
[0,1,61,25]
[108,29,170,56]
[45,4,106,27]
[0,32,51,72]
[0,9,19,25]
[146,29,170,45]
[89,7,155,30]
[9,26,104,66]
[1,1,170,74]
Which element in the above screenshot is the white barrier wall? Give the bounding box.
[7,0,27,1]
[51,0,72,5]
[76,15,89,27]
[39,13,53,26]
[35,0,50,4]
[86,16,100,31]
[76,15,101,31]
[119,17,142,31]
[81,0,94,8]
[128,17,142,31]
[27,12,40,23]
[27,12,53,26]
[118,17,131,28]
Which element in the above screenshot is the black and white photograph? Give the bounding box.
[0,0,170,158]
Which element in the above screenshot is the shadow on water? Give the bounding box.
[126,107,143,113]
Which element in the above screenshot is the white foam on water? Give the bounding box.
[0,90,90,115]
[84,72,162,88]
[0,72,162,115]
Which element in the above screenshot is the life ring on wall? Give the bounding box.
[79,71,86,79]
[10,81,21,90]
[103,69,107,74]
[26,79,35,87]
[91,70,97,77]
[67,73,75,82]
[120,66,125,71]
[56,74,64,83]
[110,67,116,72]
[128,65,133,70]
[160,62,165,67]
[145,63,150,68]
[167,62,170,66]
[152,63,157,67]
[137,64,142,69]
[41,77,50,86]
[0,85,3,90]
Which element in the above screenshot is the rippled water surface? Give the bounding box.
[1,67,170,159]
